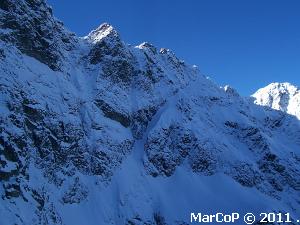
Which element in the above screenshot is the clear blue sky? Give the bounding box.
[47,0,300,96]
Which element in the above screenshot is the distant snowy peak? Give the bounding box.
[85,23,120,44]
[252,82,300,119]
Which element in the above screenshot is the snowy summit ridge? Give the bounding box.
[1,0,300,225]
[85,22,119,43]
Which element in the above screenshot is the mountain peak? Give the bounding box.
[252,82,300,119]
[86,23,119,43]
[137,42,157,54]
[223,85,239,97]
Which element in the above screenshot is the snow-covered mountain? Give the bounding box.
[1,1,300,225]
[252,82,300,119]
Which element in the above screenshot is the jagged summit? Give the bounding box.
[85,22,120,44]
[252,82,300,119]
[137,42,182,64]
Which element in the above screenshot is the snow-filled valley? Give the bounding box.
[1,0,300,224]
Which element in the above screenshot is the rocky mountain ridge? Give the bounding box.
[1,0,300,225]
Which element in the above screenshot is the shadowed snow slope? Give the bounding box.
[1,1,300,225]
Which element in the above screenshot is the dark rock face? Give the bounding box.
[61,177,88,204]
[188,144,217,175]
[125,213,168,225]
[224,120,300,196]
[0,80,135,199]
[131,105,158,139]
[102,58,136,85]
[0,48,5,58]
[0,0,76,70]
[258,153,300,192]
[144,124,218,177]
[144,125,191,177]
[226,163,262,188]
[95,99,131,128]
